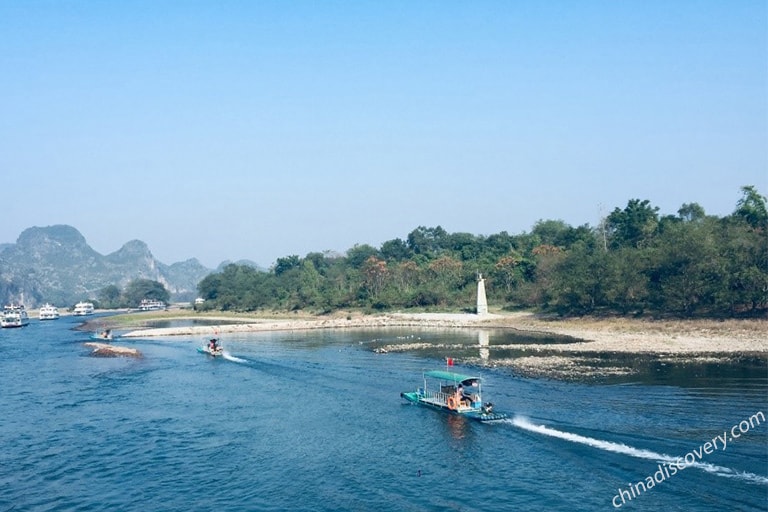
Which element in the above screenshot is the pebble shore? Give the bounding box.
[112,311,766,379]
[118,311,766,352]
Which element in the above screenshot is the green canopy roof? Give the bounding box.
[424,370,480,383]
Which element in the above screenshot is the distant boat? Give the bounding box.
[1,304,30,328]
[400,369,508,422]
[197,338,223,357]
[73,301,95,316]
[39,303,60,320]
[138,299,166,311]
[91,329,113,341]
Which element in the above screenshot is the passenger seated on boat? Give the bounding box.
[459,385,479,406]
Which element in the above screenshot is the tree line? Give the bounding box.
[196,186,767,318]
[94,279,171,310]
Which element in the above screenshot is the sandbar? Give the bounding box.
[117,311,766,355]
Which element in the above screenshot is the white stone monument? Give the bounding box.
[476,273,488,315]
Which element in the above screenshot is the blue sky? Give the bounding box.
[1,1,765,269]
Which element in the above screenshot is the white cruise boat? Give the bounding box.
[39,303,61,320]
[73,301,95,316]
[138,299,166,311]
[1,304,30,328]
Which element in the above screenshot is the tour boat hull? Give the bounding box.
[197,346,224,357]
[400,391,507,422]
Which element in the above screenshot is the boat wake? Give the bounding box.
[508,416,767,485]
[222,352,248,363]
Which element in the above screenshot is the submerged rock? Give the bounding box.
[84,342,142,358]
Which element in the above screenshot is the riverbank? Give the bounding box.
[115,310,767,354]
[101,310,768,379]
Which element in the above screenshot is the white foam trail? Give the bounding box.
[509,416,768,485]
[222,352,247,363]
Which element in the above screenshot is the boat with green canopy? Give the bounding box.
[400,369,507,422]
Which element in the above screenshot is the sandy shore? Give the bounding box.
[110,311,768,379]
[118,311,767,355]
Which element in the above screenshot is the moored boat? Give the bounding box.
[73,301,95,316]
[400,369,508,422]
[39,303,60,320]
[1,304,30,328]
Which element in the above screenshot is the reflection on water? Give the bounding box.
[366,327,575,361]
[445,413,469,440]
[364,328,768,388]
[478,330,489,360]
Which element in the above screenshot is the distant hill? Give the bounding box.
[0,225,215,307]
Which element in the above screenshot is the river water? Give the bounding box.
[1,316,765,511]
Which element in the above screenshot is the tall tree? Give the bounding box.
[345,244,380,268]
[492,252,524,294]
[97,284,121,309]
[647,220,721,316]
[733,185,768,229]
[274,255,301,276]
[718,217,768,314]
[678,202,706,222]
[606,199,660,249]
[361,256,388,299]
[407,226,448,256]
[380,238,412,261]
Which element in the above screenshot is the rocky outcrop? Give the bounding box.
[84,342,142,358]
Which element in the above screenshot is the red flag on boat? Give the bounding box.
[446,357,454,366]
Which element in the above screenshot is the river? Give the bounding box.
[0,316,765,511]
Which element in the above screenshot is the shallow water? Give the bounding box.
[1,319,765,511]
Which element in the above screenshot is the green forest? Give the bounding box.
[196,186,767,318]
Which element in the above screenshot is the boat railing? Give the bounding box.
[422,389,450,405]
